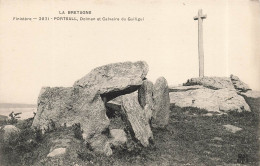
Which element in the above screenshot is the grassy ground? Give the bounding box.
[95,104,259,166]
[91,96,259,166]
[1,96,259,166]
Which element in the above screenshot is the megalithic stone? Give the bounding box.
[194,9,207,77]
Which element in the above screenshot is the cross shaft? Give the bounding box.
[194,9,207,77]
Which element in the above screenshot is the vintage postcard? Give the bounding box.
[0,0,259,165]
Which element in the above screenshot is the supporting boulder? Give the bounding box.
[138,80,154,122]
[121,92,153,147]
[152,77,170,128]
[32,87,77,132]
[107,91,153,147]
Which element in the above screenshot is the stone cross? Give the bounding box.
[194,9,207,77]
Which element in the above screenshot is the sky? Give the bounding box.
[0,0,259,104]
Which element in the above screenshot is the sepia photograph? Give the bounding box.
[0,0,260,165]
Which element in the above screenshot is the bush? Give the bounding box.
[0,121,43,165]
[77,148,95,162]
[35,128,43,142]
[72,123,83,140]
[7,111,22,125]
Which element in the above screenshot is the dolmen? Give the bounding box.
[32,61,170,156]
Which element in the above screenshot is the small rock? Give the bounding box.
[203,113,213,117]
[109,129,127,147]
[82,133,87,139]
[89,135,112,156]
[1,125,20,141]
[223,124,242,133]
[50,138,72,152]
[47,148,66,157]
[209,157,221,161]
[212,137,223,141]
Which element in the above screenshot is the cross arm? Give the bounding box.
[194,14,207,20]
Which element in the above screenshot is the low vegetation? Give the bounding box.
[0,96,259,165]
[0,117,41,165]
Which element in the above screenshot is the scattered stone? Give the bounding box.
[184,77,235,90]
[1,125,20,141]
[203,113,213,117]
[47,148,66,157]
[223,124,242,133]
[50,138,72,152]
[109,129,127,147]
[170,87,251,113]
[209,157,221,161]
[89,134,112,156]
[212,137,223,141]
[138,80,154,122]
[152,77,170,128]
[230,74,251,92]
[82,133,87,140]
